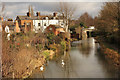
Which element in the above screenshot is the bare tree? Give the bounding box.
[78,12,94,27]
[0,3,5,18]
[96,2,119,34]
[94,2,120,46]
[0,3,5,31]
[29,5,34,17]
[58,2,76,32]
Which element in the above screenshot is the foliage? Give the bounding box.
[36,44,43,51]
[48,44,57,51]
[77,12,94,27]
[43,50,50,60]
[47,32,56,44]
[79,22,83,27]
[94,2,119,45]
[60,40,66,51]
[69,25,78,34]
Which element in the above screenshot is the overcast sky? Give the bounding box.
[1,2,105,20]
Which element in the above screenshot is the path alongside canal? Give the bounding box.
[30,38,118,78]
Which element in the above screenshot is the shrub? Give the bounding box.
[47,32,56,44]
[60,40,66,51]
[43,50,50,60]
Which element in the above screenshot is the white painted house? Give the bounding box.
[33,12,67,33]
[5,26,10,33]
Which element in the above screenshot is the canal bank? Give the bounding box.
[29,38,118,78]
[95,37,120,77]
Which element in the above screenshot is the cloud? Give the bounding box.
[74,2,104,18]
[1,0,119,2]
[3,2,104,20]
[4,3,30,19]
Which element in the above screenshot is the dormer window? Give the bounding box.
[51,17,54,19]
[38,23,40,26]
[27,23,30,25]
[61,23,63,25]
[46,17,48,20]
[49,28,52,30]
[44,23,46,26]
[53,17,56,19]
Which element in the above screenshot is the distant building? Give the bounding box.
[2,20,15,33]
[5,26,10,33]
[16,13,33,33]
[0,16,3,32]
[16,6,68,33]
[33,12,65,32]
[15,20,20,33]
[88,26,95,30]
[45,25,65,35]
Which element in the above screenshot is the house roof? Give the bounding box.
[49,25,63,28]
[2,21,15,29]
[16,15,64,20]
[16,16,41,20]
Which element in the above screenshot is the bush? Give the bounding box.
[43,50,50,60]
[47,32,56,44]
[60,40,66,51]
[36,44,43,51]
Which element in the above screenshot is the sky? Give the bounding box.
[1,2,105,20]
[1,0,119,2]
[0,0,119,20]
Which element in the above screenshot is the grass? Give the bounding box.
[96,36,120,54]
[43,50,50,60]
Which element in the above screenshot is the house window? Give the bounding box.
[38,23,40,26]
[46,17,48,20]
[44,23,46,26]
[27,23,30,25]
[49,28,52,30]
[53,17,56,19]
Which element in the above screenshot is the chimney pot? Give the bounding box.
[36,12,40,17]
[27,12,31,17]
[53,12,57,17]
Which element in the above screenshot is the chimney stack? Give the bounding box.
[36,12,40,17]
[0,16,3,21]
[8,18,13,21]
[53,12,57,17]
[27,12,31,17]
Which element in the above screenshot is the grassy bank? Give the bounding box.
[2,31,69,79]
[95,37,120,72]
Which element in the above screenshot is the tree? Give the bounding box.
[77,12,94,28]
[95,2,119,33]
[95,2,120,44]
[29,5,34,17]
[0,3,5,32]
[58,2,76,32]
[0,3,5,16]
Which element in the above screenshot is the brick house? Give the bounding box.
[2,19,20,33]
[2,20,15,33]
[16,13,34,33]
[45,25,65,35]
[0,16,3,32]
[16,6,68,33]
[33,12,66,32]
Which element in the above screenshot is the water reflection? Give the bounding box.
[30,37,117,78]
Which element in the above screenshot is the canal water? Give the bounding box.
[30,38,118,78]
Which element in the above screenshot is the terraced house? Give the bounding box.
[16,6,67,33]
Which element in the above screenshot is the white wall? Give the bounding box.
[33,19,65,32]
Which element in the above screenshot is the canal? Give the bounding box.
[30,38,118,78]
